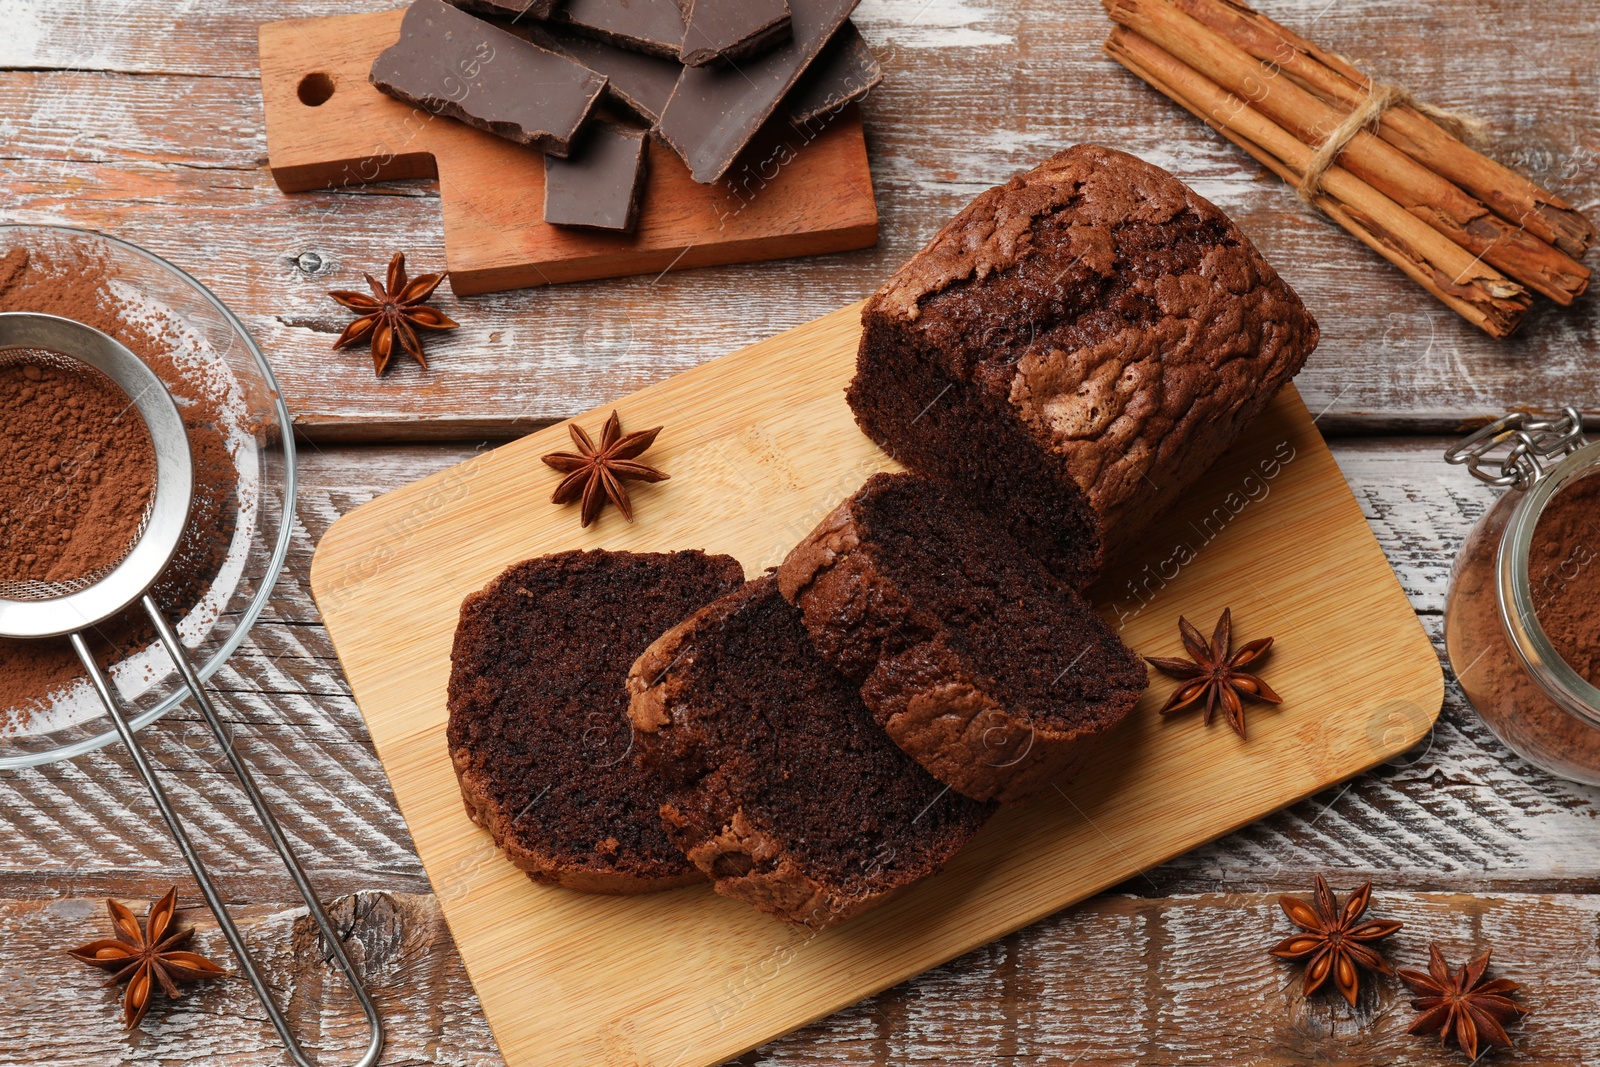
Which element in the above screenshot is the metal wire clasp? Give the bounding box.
[1444,408,1588,490]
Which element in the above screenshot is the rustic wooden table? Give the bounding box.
[3,0,1599,1063]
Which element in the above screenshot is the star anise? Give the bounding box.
[540,410,669,527]
[1399,945,1528,1060]
[329,251,459,376]
[1269,874,1402,1006]
[1145,607,1281,738]
[67,887,227,1029]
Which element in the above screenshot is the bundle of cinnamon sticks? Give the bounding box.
[1102,0,1595,337]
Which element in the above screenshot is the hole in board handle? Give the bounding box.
[298,73,336,107]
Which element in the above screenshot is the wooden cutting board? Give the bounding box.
[258,9,879,295]
[311,303,1443,1067]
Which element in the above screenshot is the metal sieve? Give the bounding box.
[0,312,382,1067]
[0,338,173,606]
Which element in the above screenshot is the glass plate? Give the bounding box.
[0,224,296,769]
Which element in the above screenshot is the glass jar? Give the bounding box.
[1443,408,1600,785]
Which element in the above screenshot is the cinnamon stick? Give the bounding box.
[1171,0,1596,260]
[1104,0,1589,306]
[1104,26,1530,338]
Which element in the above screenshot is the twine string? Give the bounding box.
[1298,79,1490,202]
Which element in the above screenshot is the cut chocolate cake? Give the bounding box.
[626,576,992,927]
[448,549,744,893]
[778,473,1147,803]
[848,143,1319,588]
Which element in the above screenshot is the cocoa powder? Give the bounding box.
[0,358,156,585]
[1445,470,1600,785]
[1529,473,1600,685]
[0,242,238,726]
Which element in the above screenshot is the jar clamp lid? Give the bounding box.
[1444,407,1587,490]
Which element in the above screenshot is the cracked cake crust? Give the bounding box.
[849,143,1319,586]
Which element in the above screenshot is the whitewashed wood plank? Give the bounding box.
[13,437,1600,894]
[4,890,1591,1066]
[0,891,501,1065]
[0,435,1597,1063]
[3,1,1597,436]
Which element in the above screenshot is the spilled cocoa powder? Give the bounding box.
[0,358,156,586]
[0,243,238,727]
[1529,473,1600,686]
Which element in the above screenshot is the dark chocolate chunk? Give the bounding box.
[548,0,686,59]
[784,20,880,125]
[371,0,607,157]
[443,0,557,18]
[678,0,792,67]
[656,0,860,183]
[523,21,682,123]
[544,123,649,232]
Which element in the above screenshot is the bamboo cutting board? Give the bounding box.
[258,9,878,295]
[311,303,1443,1067]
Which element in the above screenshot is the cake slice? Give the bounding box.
[778,473,1147,804]
[447,549,744,893]
[848,143,1319,587]
[626,576,992,928]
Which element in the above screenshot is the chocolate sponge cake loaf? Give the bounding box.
[448,549,744,893]
[848,144,1319,587]
[779,473,1147,804]
[627,576,992,928]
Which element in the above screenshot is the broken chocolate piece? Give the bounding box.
[529,16,875,128]
[656,0,860,183]
[544,123,649,232]
[444,0,557,18]
[371,0,607,157]
[785,20,880,125]
[523,21,682,123]
[679,0,792,67]
[549,0,686,60]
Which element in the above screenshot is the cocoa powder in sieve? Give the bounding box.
[0,358,157,585]
[0,242,238,726]
[1529,473,1600,686]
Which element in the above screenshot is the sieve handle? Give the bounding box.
[69,600,384,1067]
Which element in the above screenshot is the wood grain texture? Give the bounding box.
[308,304,1440,1067]
[1,436,1598,1064]
[4,0,1600,1061]
[257,10,878,293]
[2,889,1594,1065]
[0,891,500,1065]
[2,0,1597,437]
